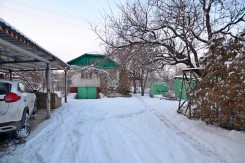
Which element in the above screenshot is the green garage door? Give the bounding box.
[77,87,97,99]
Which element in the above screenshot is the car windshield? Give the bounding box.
[0,82,11,95]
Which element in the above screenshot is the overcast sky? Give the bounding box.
[0,0,124,62]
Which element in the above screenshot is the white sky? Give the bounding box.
[0,0,124,62]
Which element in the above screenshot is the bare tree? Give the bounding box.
[93,0,244,74]
[16,71,46,91]
[108,44,154,96]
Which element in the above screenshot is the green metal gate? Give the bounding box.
[77,87,97,99]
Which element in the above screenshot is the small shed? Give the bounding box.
[173,76,196,100]
[67,52,118,99]
[149,82,168,97]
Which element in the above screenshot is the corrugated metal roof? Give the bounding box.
[67,53,118,70]
[0,18,70,72]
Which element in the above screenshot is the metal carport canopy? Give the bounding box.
[0,18,70,72]
[0,18,70,119]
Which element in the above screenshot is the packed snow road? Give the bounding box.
[1,94,245,163]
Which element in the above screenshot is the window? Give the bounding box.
[18,83,26,92]
[24,83,32,92]
[18,83,31,92]
[0,83,11,95]
[81,72,93,79]
[81,73,85,79]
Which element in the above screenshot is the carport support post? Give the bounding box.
[9,70,12,80]
[46,64,51,119]
[64,68,68,103]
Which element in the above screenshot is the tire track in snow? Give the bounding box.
[0,104,77,163]
[56,107,85,163]
[78,122,98,162]
[137,96,228,163]
[75,109,150,163]
[117,122,165,163]
[100,119,140,163]
[75,108,110,163]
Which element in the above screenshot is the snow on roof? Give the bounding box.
[173,75,196,80]
[173,75,183,78]
[182,68,203,71]
[85,51,104,55]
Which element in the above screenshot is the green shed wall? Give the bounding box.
[174,77,196,100]
[149,82,168,97]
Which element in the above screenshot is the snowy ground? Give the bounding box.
[0,93,244,163]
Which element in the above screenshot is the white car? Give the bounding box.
[0,80,37,138]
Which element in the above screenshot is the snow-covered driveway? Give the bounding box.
[1,94,245,163]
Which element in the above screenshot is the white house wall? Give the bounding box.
[71,73,100,87]
[107,70,119,87]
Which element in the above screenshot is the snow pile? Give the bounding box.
[141,95,245,163]
[0,94,244,163]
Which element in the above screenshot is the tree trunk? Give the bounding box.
[139,78,144,96]
[133,78,137,94]
[141,86,145,96]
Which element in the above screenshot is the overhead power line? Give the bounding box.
[6,0,87,22]
[0,5,89,29]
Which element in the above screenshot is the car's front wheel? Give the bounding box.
[16,111,30,138]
